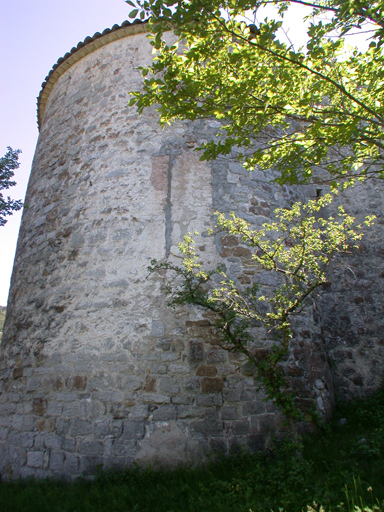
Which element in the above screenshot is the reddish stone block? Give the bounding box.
[144,375,156,392]
[186,320,212,337]
[13,367,23,379]
[196,365,217,377]
[221,235,239,247]
[201,377,224,393]
[33,399,47,416]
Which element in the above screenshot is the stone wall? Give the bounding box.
[316,180,384,398]
[0,26,382,479]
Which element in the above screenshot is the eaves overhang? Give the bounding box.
[37,19,149,130]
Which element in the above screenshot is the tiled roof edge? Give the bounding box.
[37,19,149,130]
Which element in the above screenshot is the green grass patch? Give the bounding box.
[1,386,384,512]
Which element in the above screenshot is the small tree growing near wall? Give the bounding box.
[149,195,374,424]
[0,147,23,227]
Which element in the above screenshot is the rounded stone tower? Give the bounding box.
[1,20,382,479]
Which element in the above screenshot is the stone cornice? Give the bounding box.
[37,19,149,130]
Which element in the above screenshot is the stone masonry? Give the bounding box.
[0,21,383,479]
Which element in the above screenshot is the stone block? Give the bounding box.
[160,352,179,362]
[152,405,177,421]
[159,377,180,394]
[56,392,79,402]
[130,405,149,420]
[190,412,223,437]
[201,377,224,394]
[32,398,47,416]
[190,340,204,361]
[196,394,223,406]
[50,452,65,473]
[221,406,238,420]
[144,375,157,392]
[151,321,165,337]
[206,348,227,364]
[185,320,212,337]
[221,235,239,247]
[13,367,24,379]
[64,453,79,474]
[78,440,104,456]
[62,438,76,452]
[177,405,204,419]
[231,420,251,435]
[222,388,242,402]
[44,433,63,451]
[71,419,92,436]
[141,393,170,404]
[111,419,123,435]
[46,402,63,416]
[122,420,145,440]
[241,388,259,401]
[112,440,136,458]
[79,455,104,476]
[240,362,256,377]
[66,376,87,391]
[63,403,81,417]
[27,451,44,468]
[124,377,143,391]
[33,434,45,450]
[4,403,16,414]
[171,395,192,405]
[18,405,34,426]
[196,365,217,377]
[169,364,190,374]
[241,401,266,416]
[183,377,200,392]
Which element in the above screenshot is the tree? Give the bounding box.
[126,0,382,421]
[149,196,374,421]
[0,147,23,227]
[127,0,384,186]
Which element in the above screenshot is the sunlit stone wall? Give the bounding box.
[0,25,382,479]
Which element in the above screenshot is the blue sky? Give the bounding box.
[0,0,130,304]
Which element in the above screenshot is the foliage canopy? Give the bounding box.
[149,196,374,419]
[128,0,384,185]
[0,147,23,227]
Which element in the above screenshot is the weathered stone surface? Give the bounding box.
[27,451,44,468]
[201,377,224,394]
[190,341,204,361]
[152,405,177,421]
[196,365,217,377]
[0,25,382,481]
[71,419,92,437]
[136,421,204,467]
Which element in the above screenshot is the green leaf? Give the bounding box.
[128,8,139,18]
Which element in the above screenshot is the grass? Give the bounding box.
[1,386,383,512]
